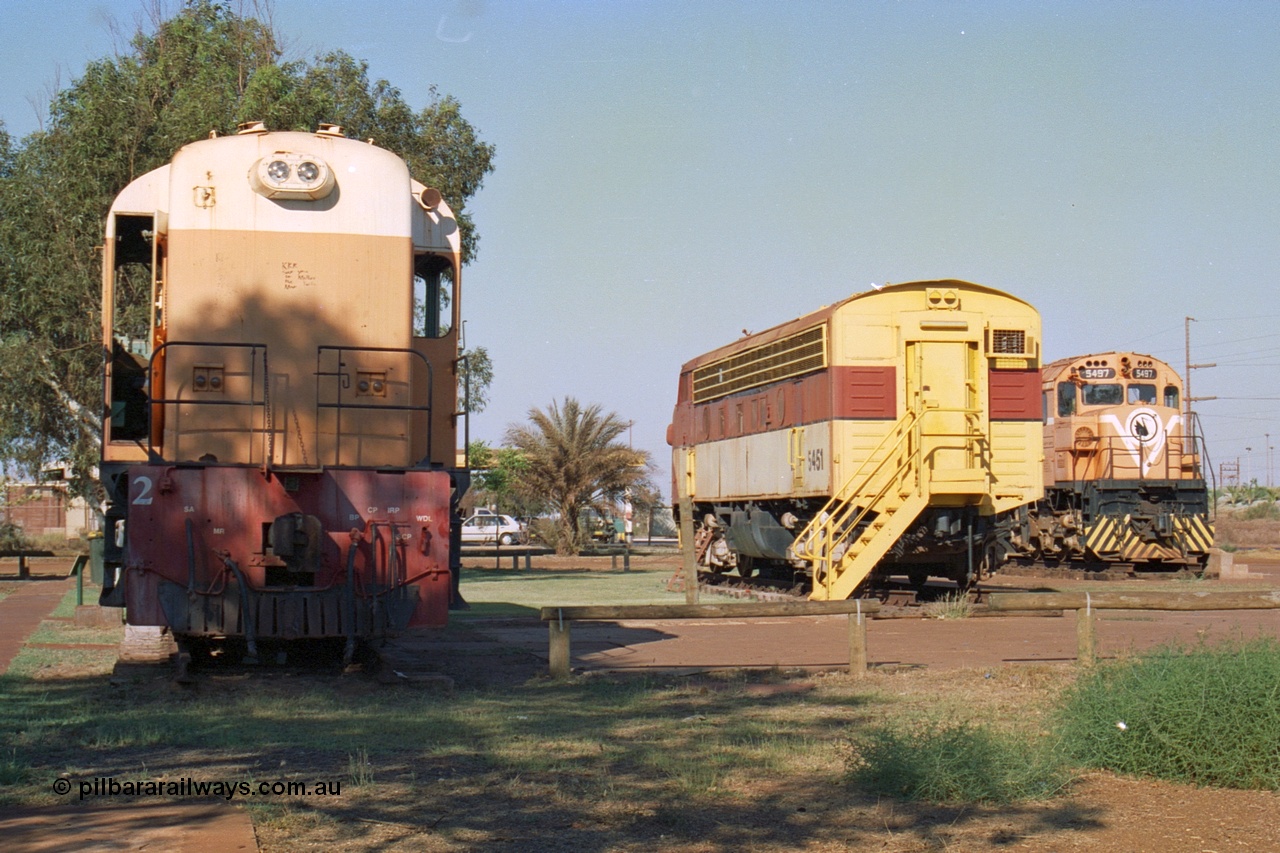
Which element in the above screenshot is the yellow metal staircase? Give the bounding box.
[792,404,988,600]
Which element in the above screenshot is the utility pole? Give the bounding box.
[1184,316,1217,475]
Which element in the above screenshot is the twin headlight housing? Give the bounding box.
[250,152,336,200]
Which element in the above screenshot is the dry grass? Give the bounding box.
[1214,514,1280,552]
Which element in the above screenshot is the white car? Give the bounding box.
[460,513,525,545]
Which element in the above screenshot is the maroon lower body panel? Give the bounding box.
[122,465,452,640]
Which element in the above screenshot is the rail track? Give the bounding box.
[691,555,1202,610]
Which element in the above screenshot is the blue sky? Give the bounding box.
[4,1,1280,493]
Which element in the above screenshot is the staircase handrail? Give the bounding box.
[792,406,920,563]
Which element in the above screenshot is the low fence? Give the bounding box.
[0,550,56,580]
[987,590,1280,665]
[539,599,881,680]
[539,590,1280,678]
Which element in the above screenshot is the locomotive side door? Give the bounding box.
[905,339,982,488]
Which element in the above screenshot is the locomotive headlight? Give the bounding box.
[250,152,336,200]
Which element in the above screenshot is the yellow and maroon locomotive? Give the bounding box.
[669,280,1044,598]
[98,123,466,661]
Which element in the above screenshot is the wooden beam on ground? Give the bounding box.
[540,599,882,680]
[987,590,1280,612]
[539,600,882,621]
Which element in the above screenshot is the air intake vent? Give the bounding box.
[991,329,1026,355]
[692,326,827,403]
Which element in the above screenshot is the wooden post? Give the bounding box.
[678,492,699,604]
[18,554,29,580]
[848,602,868,677]
[548,612,571,679]
[1077,595,1096,666]
[524,551,532,570]
[675,447,699,604]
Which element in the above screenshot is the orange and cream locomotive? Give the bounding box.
[1012,352,1213,570]
[98,123,467,662]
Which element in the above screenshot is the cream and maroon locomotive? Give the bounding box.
[668,280,1044,598]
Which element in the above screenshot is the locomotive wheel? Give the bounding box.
[738,557,757,579]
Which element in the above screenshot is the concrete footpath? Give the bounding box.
[0,566,259,853]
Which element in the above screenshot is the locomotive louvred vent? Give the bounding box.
[991,329,1026,355]
[692,325,827,403]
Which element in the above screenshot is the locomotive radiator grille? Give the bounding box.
[692,325,827,403]
[990,329,1027,355]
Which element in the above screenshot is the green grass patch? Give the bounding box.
[1056,637,1280,789]
[26,620,123,646]
[845,719,1068,804]
[50,582,103,619]
[458,567,685,616]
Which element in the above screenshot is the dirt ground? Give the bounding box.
[370,551,1280,852]
[5,551,1280,852]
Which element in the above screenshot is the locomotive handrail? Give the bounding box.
[1071,435,1204,484]
[145,341,271,465]
[314,345,435,467]
[792,407,921,593]
[794,402,991,598]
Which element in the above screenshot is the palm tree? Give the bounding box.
[505,398,651,554]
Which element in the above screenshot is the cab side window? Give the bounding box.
[1057,382,1077,417]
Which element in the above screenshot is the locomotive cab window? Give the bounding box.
[1164,385,1179,408]
[413,254,453,338]
[1057,382,1077,417]
[1081,383,1123,406]
[1127,384,1156,405]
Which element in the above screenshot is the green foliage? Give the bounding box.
[0,0,494,488]
[1056,638,1280,789]
[467,439,537,516]
[459,345,494,414]
[0,517,29,552]
[845,719,1068,804]
[505,398,653,554]
[1221,482,1280,508]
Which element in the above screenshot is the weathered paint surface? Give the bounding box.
[123,466,452,633]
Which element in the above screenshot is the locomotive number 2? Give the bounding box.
[807,448,825,472]
[131,476,155,506]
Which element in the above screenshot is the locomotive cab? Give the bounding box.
[98,124,468,659]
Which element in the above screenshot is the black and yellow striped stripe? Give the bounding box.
[1084,514,1214,563]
